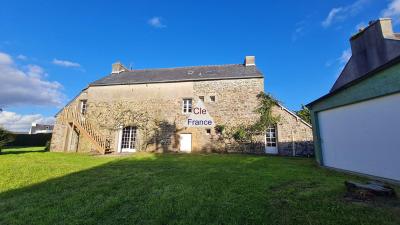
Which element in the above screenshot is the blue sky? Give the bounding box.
[0,0,399,131]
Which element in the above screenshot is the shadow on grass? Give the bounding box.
[0,154,399,225]
[0,147,46,155]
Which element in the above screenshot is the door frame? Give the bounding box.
[118,126,137,153]
[179,133,192,153]
[265,126,278,154]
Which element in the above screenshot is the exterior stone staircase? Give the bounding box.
[61,107,111,154]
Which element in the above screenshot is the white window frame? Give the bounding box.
[182,98,192,114]
[119,126,137,153]
[265,127,277,147]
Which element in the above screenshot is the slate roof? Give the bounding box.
[331,19,400,92]
[90,64,263,86]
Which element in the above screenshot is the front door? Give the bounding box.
[179,133,192,152]
[120,126,136,153]
[265,127,278,154]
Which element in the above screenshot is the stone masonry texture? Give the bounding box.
[50,77,313,156]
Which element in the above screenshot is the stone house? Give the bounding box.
[50,56,313,155]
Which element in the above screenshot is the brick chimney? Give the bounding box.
[244,56,255,66]
[112,61,128,74]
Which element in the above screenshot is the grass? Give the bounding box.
[0,147,399,225]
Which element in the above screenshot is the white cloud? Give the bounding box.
[382,0,400,24]
[0,110,54,132]
[322,8,343,28]
[17,54,27,60]
[0,52,13,64]
[339,48,352,64]
[292,20,307,42]
[322,0,370,28]
[148,17,166,28]
[0,51,64,107]
[27,64,46,78]
[52,58,81,68]
[331,48,352,77]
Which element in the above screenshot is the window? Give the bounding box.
[182,99,192,113]
[266,127,277,147]
[121,126,137,150]
[80,100,87,115]
[210,96,216,102]
[206,129,211,135]
[45,126,50,130]
[199,96,205,102]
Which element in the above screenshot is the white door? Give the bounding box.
[318,93,400,182]
[265,127,278,154]
[179,134,192,152]
[120,126,137,153]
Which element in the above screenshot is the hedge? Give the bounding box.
[7,133,52,147]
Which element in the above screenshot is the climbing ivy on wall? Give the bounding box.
[230,92,280,143]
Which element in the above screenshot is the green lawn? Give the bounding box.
[0,147,399,225]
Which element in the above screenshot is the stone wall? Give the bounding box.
[273,106,314,156]
[50,77,314,156]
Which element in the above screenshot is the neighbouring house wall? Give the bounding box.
[309,61,400,164]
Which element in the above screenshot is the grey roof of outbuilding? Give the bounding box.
[90,64,263,86]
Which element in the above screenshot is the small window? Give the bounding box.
[199,96,204,102]
[210,96,216,102]
[45,126,50,130]
[80,100,87,115]
[206,129,211,135]
[182,99,192,113]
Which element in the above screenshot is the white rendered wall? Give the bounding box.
[318,92,400,181]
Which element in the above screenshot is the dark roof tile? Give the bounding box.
[90,64,263,86]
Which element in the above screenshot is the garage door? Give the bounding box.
[318,92,400,182]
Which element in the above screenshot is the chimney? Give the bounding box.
[112,61,128,74]
[244,56,255,66]
[379,18,394,37]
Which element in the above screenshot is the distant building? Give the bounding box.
[29,123,54,134]
[307,18,400,182]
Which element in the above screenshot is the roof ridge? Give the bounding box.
[123,63,244,72]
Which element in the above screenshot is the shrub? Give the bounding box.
[215,125,225,135]
[0,127,14,153]
[232,127,250,143]
[44,141,51,151]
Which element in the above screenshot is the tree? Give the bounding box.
[295,105,311,124]
[0,127,14,153]
[229,92,280,143]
